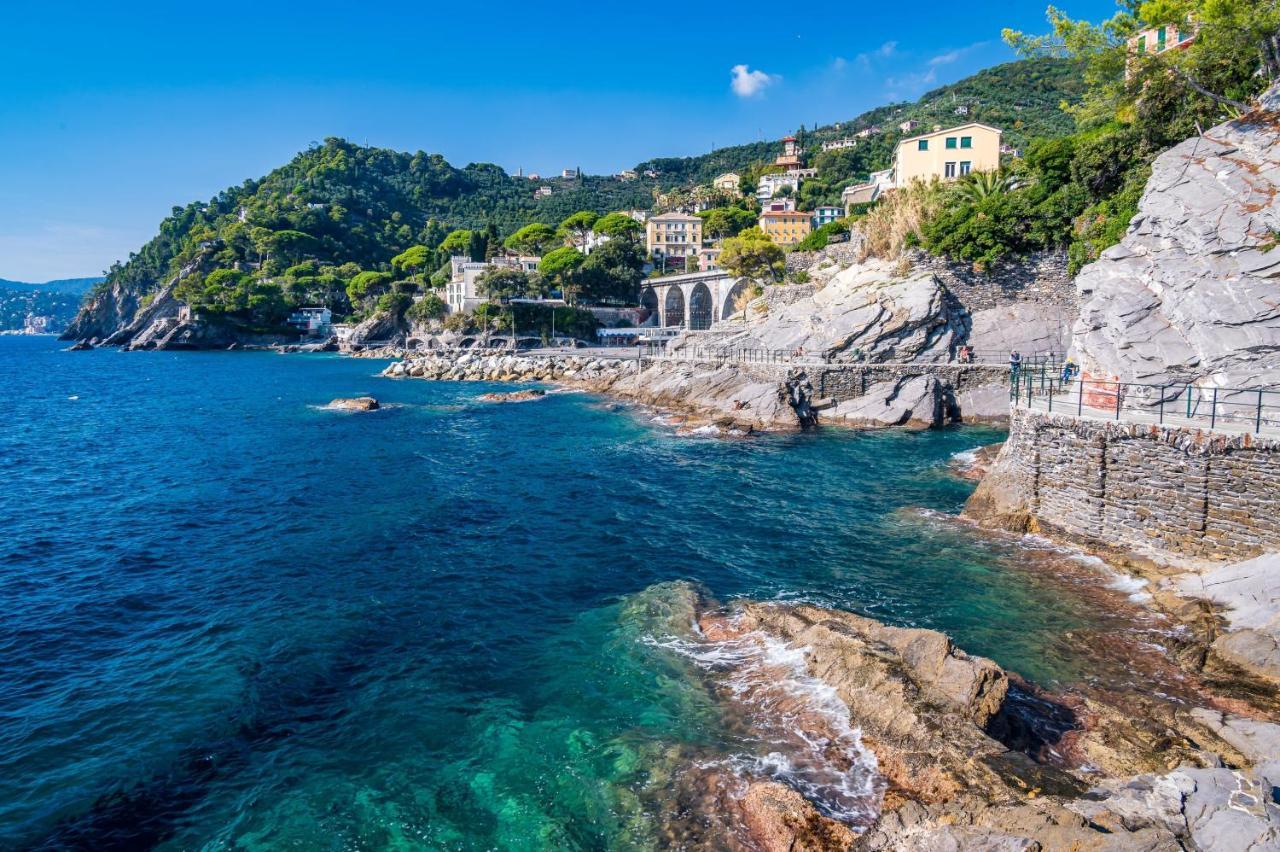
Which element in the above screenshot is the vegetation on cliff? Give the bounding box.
[872,0,1280,271]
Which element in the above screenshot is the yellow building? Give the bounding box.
[646,212,704,260]
[893,123,1002,188]
[713,172,741,194]
[759,210,811,247]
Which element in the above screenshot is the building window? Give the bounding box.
[944,162,956,178]
[960,136,972,149]
[1157,26,1166,50]
[959,161,972,176]
[917,139,929,151]
[1137,35,1146,54]
[946,137,957,149]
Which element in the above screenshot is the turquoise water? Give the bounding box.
[1,336,1119,849]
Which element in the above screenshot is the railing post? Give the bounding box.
[1114,381,1121,420]
[1159,385,1165,424]
[1210,387,1218,431]
[1186,384,1192,418]
[1257,389,1264,434]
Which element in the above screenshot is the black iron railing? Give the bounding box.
[1011,367,1280,435]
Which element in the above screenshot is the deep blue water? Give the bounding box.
[1,335,1120,848]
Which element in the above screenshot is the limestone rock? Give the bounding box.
[327,396,379,411]
[1177,553,1280,685]
[721,259,964,363]
[966,301,1073,359]
[829,375,943,428]
[1072,86,1280,389]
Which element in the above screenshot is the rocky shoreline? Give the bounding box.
[651,581,1280,850]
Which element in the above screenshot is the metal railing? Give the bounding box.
[639,341,1060,368]
[1011,367,1280,436]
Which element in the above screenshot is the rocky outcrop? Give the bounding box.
[326,396,379,411]
[681,591,1280,851]
[1177,553,1280,686]
[346,309,405,348]
[476,389,547,403]
[719,259,964,363]
[828,375,944,429]
[1072,86,1280,390]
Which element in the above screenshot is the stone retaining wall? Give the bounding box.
[908,249,1076,312]
[995,408,1280,560]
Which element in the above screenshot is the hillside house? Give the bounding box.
[898,119,919,133]
[713,173,741,194]
[1126,21,1197,77]
[813,206,844,227]
[759,210,811,246]
[774,135,804,171]
[821,138,857,152]
[646,212,704,263]
[855,126,881,138]
[894,123,1001,188]
[756,173,801,201]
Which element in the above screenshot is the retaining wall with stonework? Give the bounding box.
[908,249,1077,312]
[970,407,1280,561]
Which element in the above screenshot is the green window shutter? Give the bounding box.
[960,136,972,149]
[1138,35,1146,53]
[1157,27,1166,50]
[918,140,928,151]
[945,137,957,149]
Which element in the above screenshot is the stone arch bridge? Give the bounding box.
[639,271,751,330]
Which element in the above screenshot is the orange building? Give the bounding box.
[759,210,812,246]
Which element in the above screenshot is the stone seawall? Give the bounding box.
[969,407,1280,561]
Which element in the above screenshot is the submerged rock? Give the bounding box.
[477,389,547,403]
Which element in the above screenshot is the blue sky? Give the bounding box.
[0,0,1117,281]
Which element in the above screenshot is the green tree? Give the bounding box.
[440,229,474,256]
[406,294,448,323]
[719,228,785,282]
[698,206,757,239]
[346,270,393,305]
[478,267,536,300]
[539,246,586,303]
[592,212,644,240]
[559,211,599,249]
[577,238,646,303]
[504,222,557,255]
[391,245,431,281]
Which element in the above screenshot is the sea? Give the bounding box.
[0,335,1146,849]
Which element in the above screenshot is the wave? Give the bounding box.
[645,623,883,826]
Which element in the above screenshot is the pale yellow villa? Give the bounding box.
[645,212,704,261]
[893,123,1002,188]
[713,173,741,194]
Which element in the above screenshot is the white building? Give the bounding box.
[756,173,801,201]
[444,254,541,314]
[813,206,844,227]
[288,307,333,337]
[821,139,857,152]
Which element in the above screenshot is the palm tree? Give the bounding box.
[956,170,1015,204]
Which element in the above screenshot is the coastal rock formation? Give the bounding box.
[327,396,379,411]
[674,589,1280,851]
[477,389,546,403]
[1177,553,1280,685]
[716,259,964,363]
[1072,86,1280,390]
[827,375,943,429]
[347,309,405,348]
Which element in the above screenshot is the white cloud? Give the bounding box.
[928,41,990,67]
[876,41,898,58]
[730,65,778,98]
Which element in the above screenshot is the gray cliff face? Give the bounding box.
[720,259,965,363]
[1073,85,1280,388]
[60,278,144,342]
